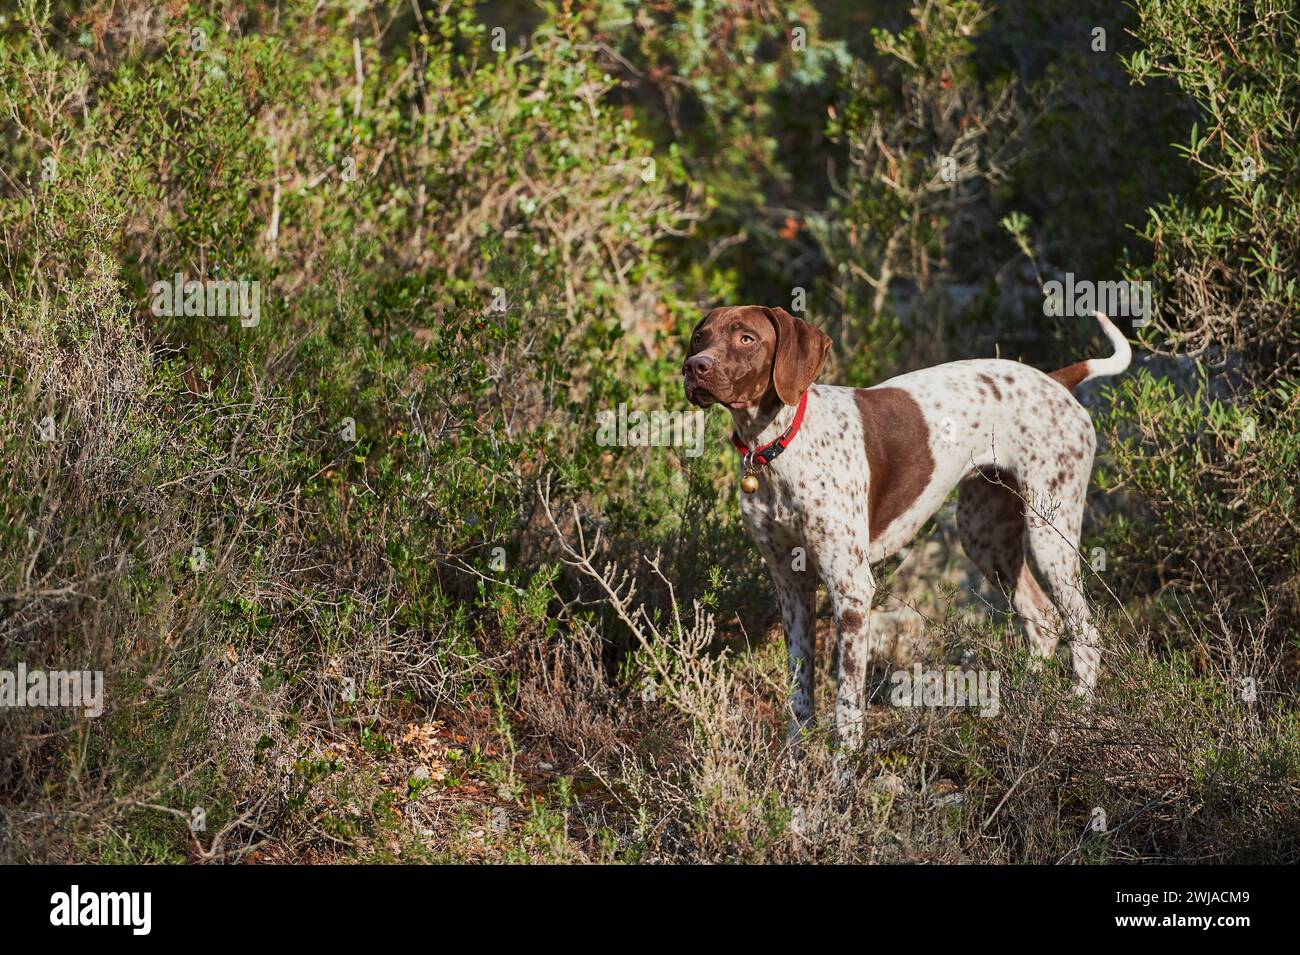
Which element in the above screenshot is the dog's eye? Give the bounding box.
[739,334,754,344]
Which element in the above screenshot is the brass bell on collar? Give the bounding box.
[741,473,760,494]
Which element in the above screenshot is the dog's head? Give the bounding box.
[682,305,831,410]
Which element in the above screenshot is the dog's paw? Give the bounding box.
[830,750,855,789]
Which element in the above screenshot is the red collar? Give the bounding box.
[730,390,810,473]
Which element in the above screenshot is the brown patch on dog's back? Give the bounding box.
[1049,361,1089,398]
[854,387,935,537]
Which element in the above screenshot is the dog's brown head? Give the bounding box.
[683,305,831,410]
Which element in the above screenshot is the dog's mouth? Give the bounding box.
[684,379,718,408]
[685,380,759,411]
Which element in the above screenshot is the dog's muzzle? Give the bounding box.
[683,354,719,406]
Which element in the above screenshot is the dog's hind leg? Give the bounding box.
[1021,471,1102,695]
[956,471,1061,663]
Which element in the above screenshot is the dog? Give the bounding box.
[682,306,1130,748]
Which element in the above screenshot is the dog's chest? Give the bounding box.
[738,388,870,552]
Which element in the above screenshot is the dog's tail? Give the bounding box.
[1049,312,1132,395]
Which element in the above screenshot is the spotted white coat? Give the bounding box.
[685,306,1130,749]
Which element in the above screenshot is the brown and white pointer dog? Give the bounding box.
[683,306,1130,748]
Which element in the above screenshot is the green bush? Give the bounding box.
[1091,0,1300,655]
[0,0,1296,864]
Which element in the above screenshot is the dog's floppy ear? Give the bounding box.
[764,307,831,405]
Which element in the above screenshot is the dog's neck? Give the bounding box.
[729,392,800,449]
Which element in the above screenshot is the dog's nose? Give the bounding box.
[684,354,714,380]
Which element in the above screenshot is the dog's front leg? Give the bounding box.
[761,551,817,747]
[825,562,877,752]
